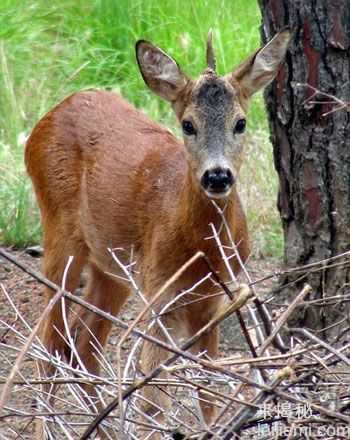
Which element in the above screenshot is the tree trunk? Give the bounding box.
[258,0,350,337]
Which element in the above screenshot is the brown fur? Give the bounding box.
[25,30,290,438]
[25,89,249,421]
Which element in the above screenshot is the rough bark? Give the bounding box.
[258,0,350,337]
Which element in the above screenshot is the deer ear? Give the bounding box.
[230,29,291,97]
[136,41,189,102]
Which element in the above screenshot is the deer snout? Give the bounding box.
[201,167,235,198]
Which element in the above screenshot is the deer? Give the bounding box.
[25,29,290,438]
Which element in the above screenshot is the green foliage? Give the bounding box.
[0,0,282,256]
[0,140,41,246]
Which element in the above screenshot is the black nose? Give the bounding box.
[201,167,235,193]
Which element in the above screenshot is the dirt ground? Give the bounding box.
[0,248,280,439]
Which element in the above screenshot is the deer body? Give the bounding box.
[27,89,247,281]
[26,30,290,438]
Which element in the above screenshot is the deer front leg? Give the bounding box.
[193,326,219,426]
[138,323,172,438]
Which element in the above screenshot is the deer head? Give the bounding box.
[136,29,291,199]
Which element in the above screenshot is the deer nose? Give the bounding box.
[201,167,235,194]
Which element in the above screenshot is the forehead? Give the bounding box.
[192,75,235,113]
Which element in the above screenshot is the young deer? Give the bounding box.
[26,30,290,437]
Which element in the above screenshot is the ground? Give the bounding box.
[0,248,280,439]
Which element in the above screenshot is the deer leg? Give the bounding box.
[69,262,130,438]
[138,316,175,439]
[39,230,88,377]
[194,326,219,426]
[36,225,88,438]
[70,262,130,375]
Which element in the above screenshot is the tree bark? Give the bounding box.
[258,0,350,337]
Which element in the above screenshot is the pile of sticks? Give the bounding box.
[1,243,350,439]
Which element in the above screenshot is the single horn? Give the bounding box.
[206,29,216,72]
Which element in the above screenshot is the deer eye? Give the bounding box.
[234,118,246,134]
[182,120,196,136]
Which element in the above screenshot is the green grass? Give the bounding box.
[0,0,283,256]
